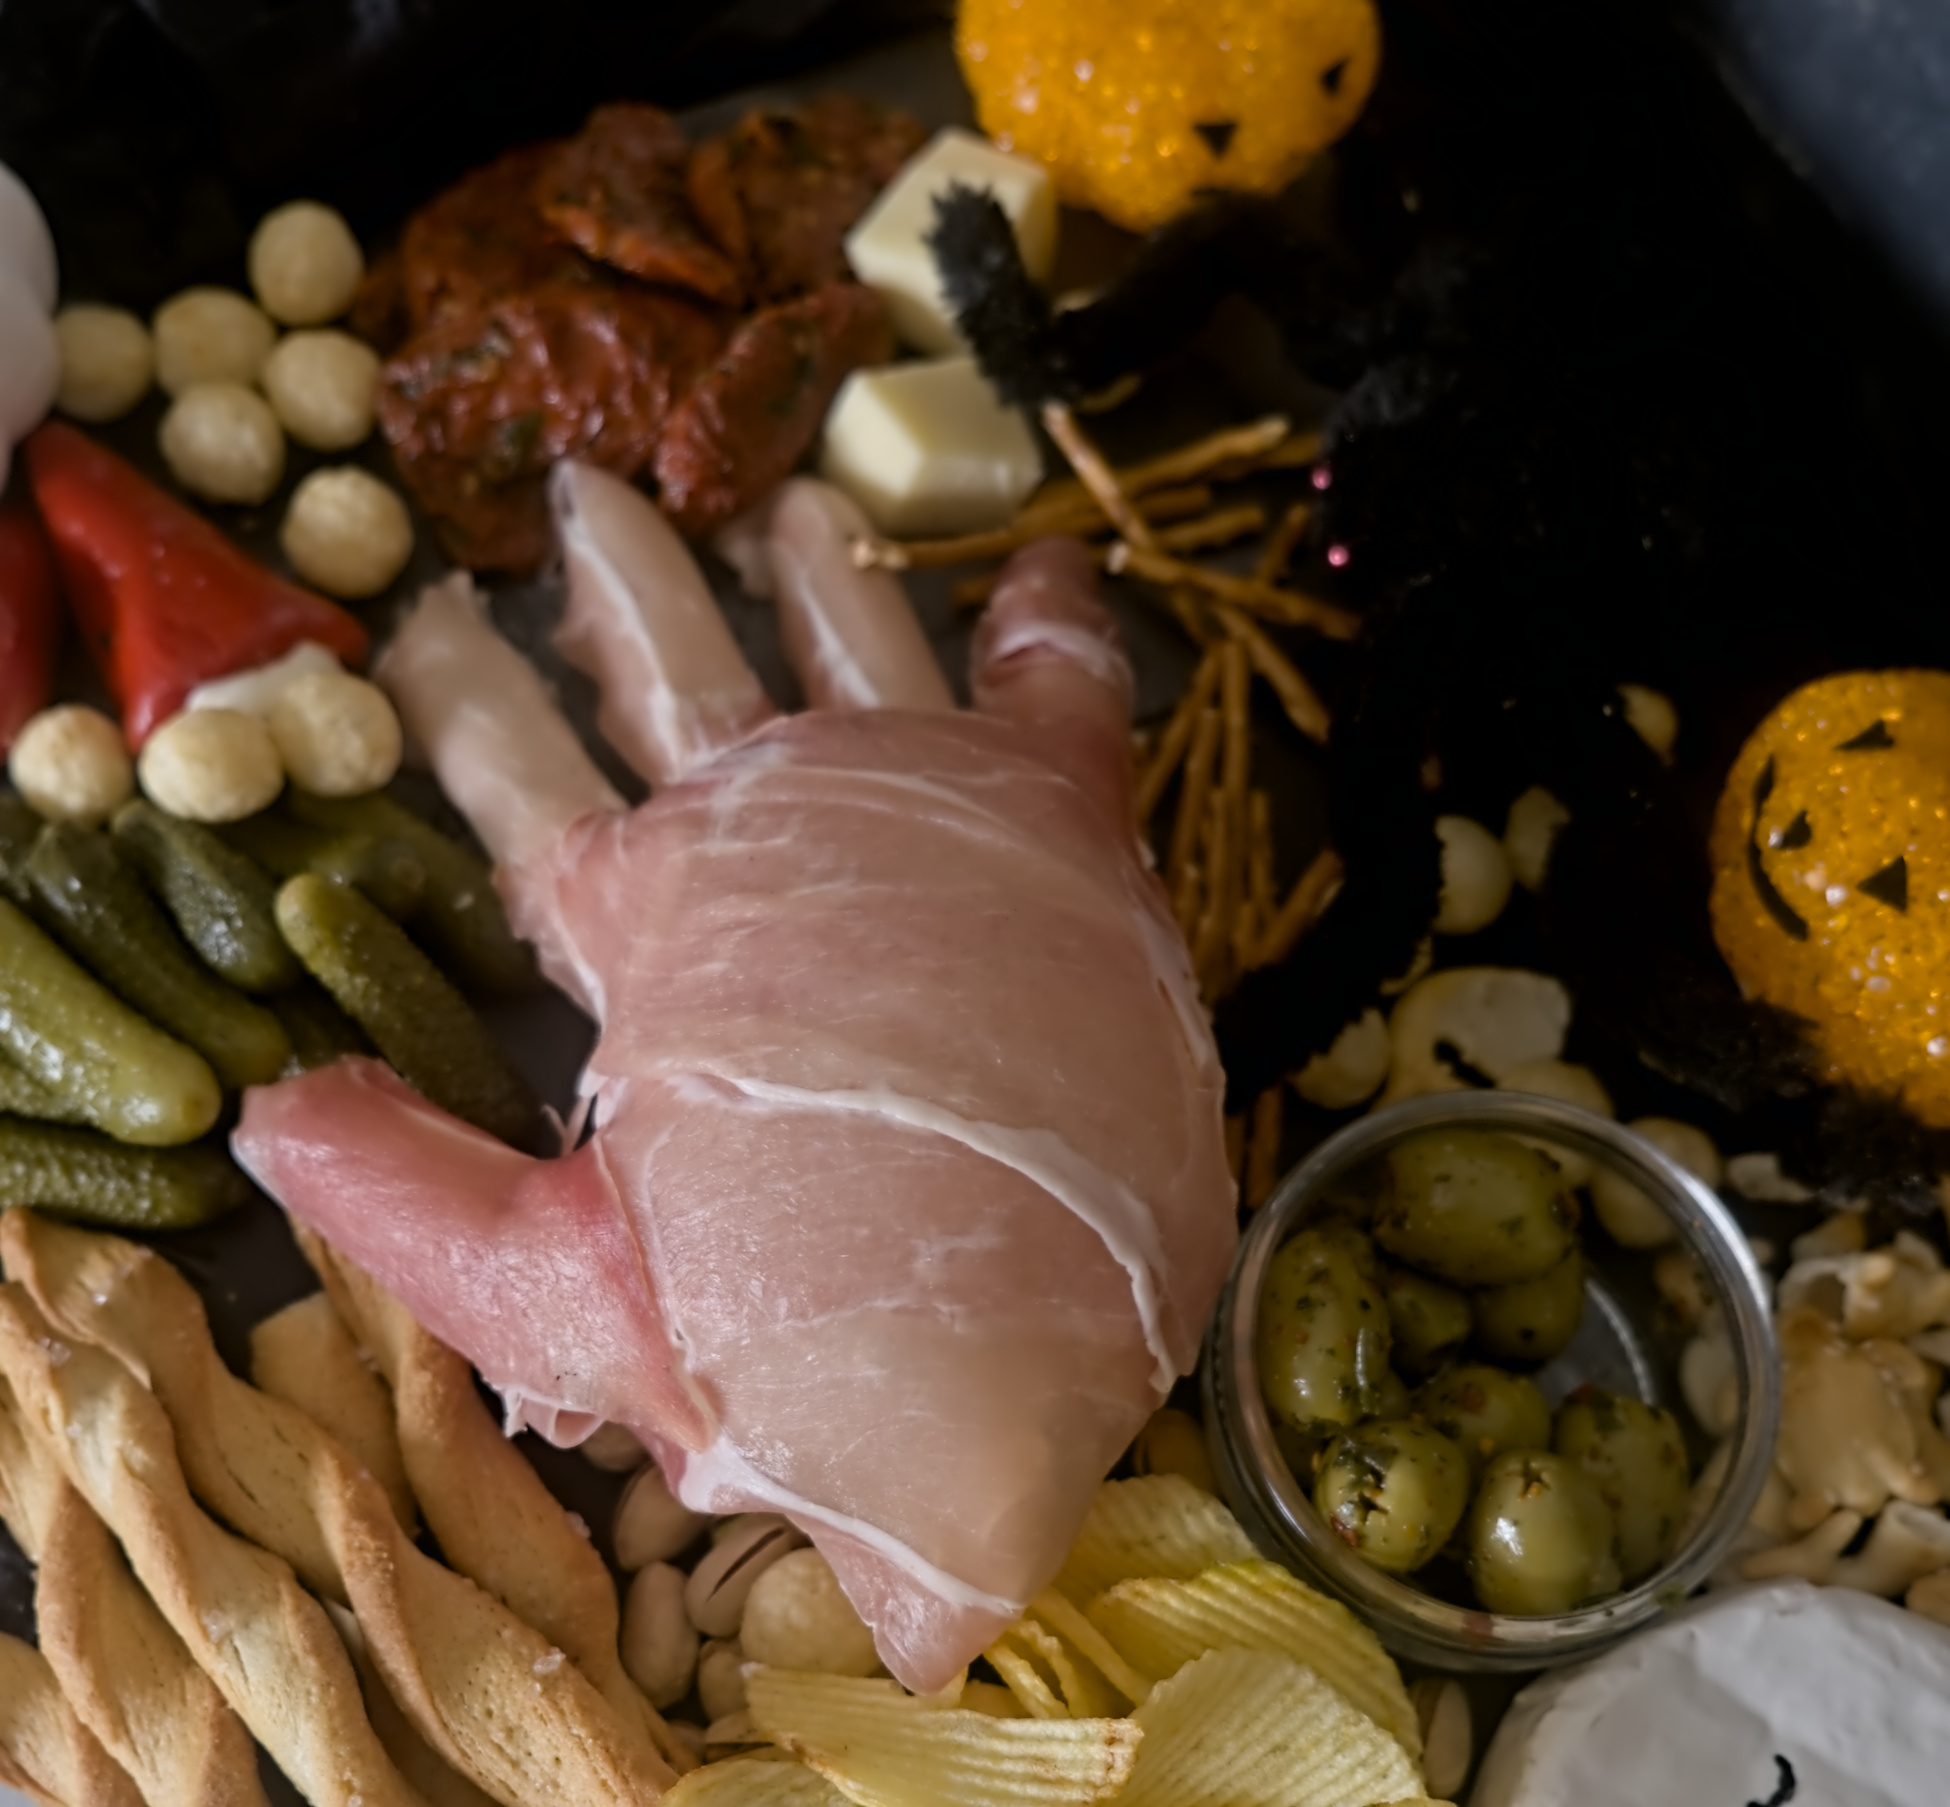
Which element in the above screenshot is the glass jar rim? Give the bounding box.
[1204,1089,1781,1671]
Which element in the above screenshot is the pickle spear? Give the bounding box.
[286,789,537,995]
[112,799,301,993]
[23,824,291,1090]
[0,1117,249,1231]
[0,1049,88,1123]
[274,873,541,1146]
[0,896,221,1146]
[269,981,373,1073]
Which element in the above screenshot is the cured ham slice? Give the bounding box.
[235,466,1235,1692]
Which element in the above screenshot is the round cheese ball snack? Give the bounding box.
[281,467,412,599]
[139,708,284,823]
[152,287,276,394]
[268,670,402,799]
[159,382,286,505]
[262,330,380,450]
[53,304,155,422]
[8,704,134,825]
[249,201,366,327]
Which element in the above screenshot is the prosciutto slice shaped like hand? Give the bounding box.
[235,467,1236,1691]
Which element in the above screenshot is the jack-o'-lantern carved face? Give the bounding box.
[1710,670,1950,1126]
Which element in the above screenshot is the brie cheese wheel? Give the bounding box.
[1473,1581,1950,1806]
[844,128,1056,355]
[819,356,1043,538]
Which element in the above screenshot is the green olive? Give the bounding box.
[1466,1449,1622,1615]
[1471,1248,1585,1366]
[1370,1364,1413,1422]
[1374,1128,1577,1286]
[1413,1364,1553,1484]
[1381,1265,1472,1374]
[1553,1387,1692,1583]
[1256,1227,1392,1436]
[1313,1419,1471,1574]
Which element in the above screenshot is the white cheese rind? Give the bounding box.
[819,356,1043,538]
[844,128,1056,354]
[1473,1580,1950,1807]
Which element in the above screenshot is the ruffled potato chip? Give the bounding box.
[1118,1647,1421,1807]
[1051,1476,1257,1605]
[662,1756,848,1804]
[746,1669,1139,1807]
[1027,1589,1151,1708]
[986,1619,1123,1720]
[1086,1560,1420,1761]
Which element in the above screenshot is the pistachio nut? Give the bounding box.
[696,1638,748,1724]
[620,1561,699,1708]
[684,1514,807,1638]
[614,1462,712,1571]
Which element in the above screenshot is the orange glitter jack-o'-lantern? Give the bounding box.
[1709,670,1950,1126]
[955,0,1382,235]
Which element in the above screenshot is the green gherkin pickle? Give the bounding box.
[269,982,373,1073]
[220,809,427,922]
[0,793,39,902]
[1472,1247,1586,1365]
[0,896,220,1147]
[0,1050,88,1124]
[275,874,542,1146]
[1313,1418,1471,1573]
[1256,1225,1392,1437]
[23,824,291,1090]
[112,800,302,993]
[285,790,537,995]
[1375,1127,1577,1286]
[1554,1386,1692,1582]
[0,1116,249,1230]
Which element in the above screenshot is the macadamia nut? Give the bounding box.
[738,1548,879,1676]
[1620,683,1679,763]
[1434,814,1513,935]
[249,201,366,326]
[268,670,402,798]
[138,708,283,823]
[160,382,286,505]
[152,287,276,394]
[8,705,133,825]
[281,466,412,599]
[262,330,379,450]
[53,304,154,422]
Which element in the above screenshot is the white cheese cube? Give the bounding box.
[819,356,1043,538]
[844,128,1057,354]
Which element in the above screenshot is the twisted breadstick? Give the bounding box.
[291,1224,698,1776]
[251,1293,416,1532]
[2,1210,678,1807]
[0,1370,268,1807]
[0,1283,426,1807]
[0,1632,144,1807]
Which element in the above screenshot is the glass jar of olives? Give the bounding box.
[1204,1091,1780,1671]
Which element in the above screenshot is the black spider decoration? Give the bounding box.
[933,0,1950,1212]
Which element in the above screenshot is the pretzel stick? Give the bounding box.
[0,1283,426,1807]
[1244,1087,1285,1211]
[1109,545,1361,639]
[1254,501,1314,584]
[1135,649,1223,823]
[1215,606,1331,744]
[1234,790,1275,968]
[1,1212,679,1807]
[867,483,1215,570]
[948,502,1253,611]
[1252,847,1347,969]
[1166,707,1223,905]
[0,1371,268,1807]
[1191,789,1233,988]
[0,1633,142,1807]
[288,1226,696,1777]
[252,1293,416,1533]
[1041,402,1157,551]
[1025,416,1297,519]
